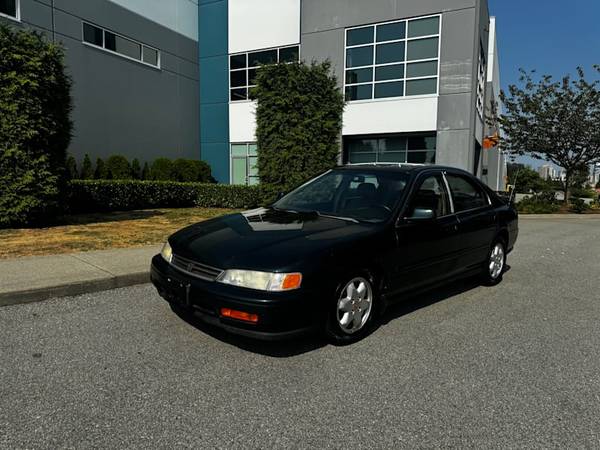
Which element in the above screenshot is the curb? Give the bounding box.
[0,271,150,308]
[520,214,600,219]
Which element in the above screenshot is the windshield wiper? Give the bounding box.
[313,211,360,224]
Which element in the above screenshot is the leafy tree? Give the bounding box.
[80,154,94,179]
[171,158,212,182]
[509,165,549,194]
[251,61,344,196]
[151,157,173,180]
[130,158,141,179]
[94,157,108,179]
[105,155,131,179]
[498,67,600,202]
[65,155,78,180]
[141,162,150,180]
[0,25,72,227]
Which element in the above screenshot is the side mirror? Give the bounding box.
[411,208,436,220]
[275,192,285,201]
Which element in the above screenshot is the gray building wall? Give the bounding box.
[2,0,199,164]
[301,0,491,176]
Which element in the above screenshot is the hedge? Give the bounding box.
[68,180,262,213]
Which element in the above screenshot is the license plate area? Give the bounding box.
[166,275,191,306]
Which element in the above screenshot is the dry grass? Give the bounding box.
[0,208,236,259]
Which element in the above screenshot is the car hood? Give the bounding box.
[169,208,377,272]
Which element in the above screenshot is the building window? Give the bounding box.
[345,134,436,164]
[229,45,300,102]
[476,43,487,119]
[344,15,440,101]
[0,0,19,20]
[82,22,160,68]
[231,143,259,185]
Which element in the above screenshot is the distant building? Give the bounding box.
[538,164,556,180]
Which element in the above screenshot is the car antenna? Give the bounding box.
[509,166,521,204]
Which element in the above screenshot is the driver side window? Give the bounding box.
[407,174,450,218]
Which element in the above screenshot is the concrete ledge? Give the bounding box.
[520,214,600,219]
[0,245,161,308]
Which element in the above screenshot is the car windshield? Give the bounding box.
[273,169,409,223]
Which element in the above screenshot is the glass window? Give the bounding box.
[406,61,437,78]
[405,78,437,95]
[275,170,409,223]
[346,134,436,164]
[374,81,404,99]
[346,46,373,68]
[230,45,299,101]
[344,16,440,101]
[407,175,450,218]
[376,42,404,64]
[248,49,277,67]
[279,46,299,63]
[407,37,439,61]
[347,26,374,46]
[346,68,373,84]
[345,84,373,101]
[105,32,141,60]
[142,46,158,66]
[82,22,159,67]
[230,88,247,101]
[230,70,247,88]
[408,16,440,38]
[377,22,405,42]
[375,64,404,81]
[231,143,260,185]
[0,0,17,18]
[445,174,489,212]
[230,54,246,70]
[83,23,103,46]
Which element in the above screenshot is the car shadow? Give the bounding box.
[170,305,327,358]
[172,267,512,357]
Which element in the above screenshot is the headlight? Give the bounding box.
[160,241,173,263]
[217,270,302,291]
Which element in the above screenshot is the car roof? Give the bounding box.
[335,163,472,177]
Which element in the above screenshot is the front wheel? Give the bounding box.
[325,275,377,345]
[481,239,506,286]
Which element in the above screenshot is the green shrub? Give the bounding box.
[569,197,590,214]
[171,158,213,182]
[252,61,344,195]
[68,180,262,212]
[0,25,72,227]
[80,154,94,179]
[150,158,173,180]
[517,193,560,214]
[105,155,131,179]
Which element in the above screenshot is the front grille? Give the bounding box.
[171,254,223,281]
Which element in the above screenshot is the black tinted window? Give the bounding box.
[408,175,449,218]
[446,174,488,212]
[83,23,103,46]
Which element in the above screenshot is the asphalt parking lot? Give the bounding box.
[1,217,600,448]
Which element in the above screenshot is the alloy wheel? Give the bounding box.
[336,277,373,335]
[489,243,505,280]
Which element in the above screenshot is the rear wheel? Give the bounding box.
[481,239,506,286]
[325,275,377,345]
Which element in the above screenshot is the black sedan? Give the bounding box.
[151,164,518,344]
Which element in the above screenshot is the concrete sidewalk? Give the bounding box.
[0,245,161,307]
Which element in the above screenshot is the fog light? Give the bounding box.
[220,308,259,324]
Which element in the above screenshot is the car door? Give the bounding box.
[444,172,498,271]
[389,171,460,295]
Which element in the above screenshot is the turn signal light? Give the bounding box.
[281,273,302,290]
[220,308,259,324]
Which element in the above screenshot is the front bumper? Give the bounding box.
[150,255,319,340]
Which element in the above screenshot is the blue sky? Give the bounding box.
[488,0,600,168]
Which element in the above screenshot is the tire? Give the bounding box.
[481,238,507,286]
[324,273,378,345]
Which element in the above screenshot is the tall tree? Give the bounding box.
[251,61,344,197]
[498,66,600,202]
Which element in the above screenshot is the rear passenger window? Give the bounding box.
[445,174,488,212]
